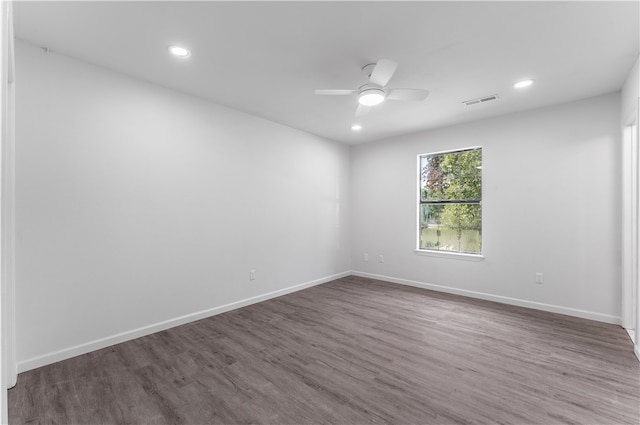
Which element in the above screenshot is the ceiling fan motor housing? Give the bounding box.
[361,63,377,77]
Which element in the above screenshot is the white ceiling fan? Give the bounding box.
[315,59,429,117]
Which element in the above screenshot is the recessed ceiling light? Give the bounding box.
[168,45,191,58]
[358,88,385,106]
[351,124,363,131]
[514,79,534,89]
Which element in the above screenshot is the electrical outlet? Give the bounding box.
[249,270,256,280]
[363,253,369,262]
[535,272,543,284]
[379,255,384,263]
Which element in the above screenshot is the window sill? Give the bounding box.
[414,249,485,261]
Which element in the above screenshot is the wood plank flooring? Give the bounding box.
[9,276,640,424]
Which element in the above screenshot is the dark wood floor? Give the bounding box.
[9,276,640,424]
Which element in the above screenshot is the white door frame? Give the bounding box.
[622,120,637,332]
[1,0,16,423]
[622,97,640,362]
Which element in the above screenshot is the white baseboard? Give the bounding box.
[635,344,640,362]
[351,271,622,325]
[17,271,351,373]
[16,269,625,372]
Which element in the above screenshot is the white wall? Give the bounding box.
[15,40,351,371]
[351,93,622,323]
[621,55,639,126]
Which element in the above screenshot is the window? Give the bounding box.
[418,147,482,254]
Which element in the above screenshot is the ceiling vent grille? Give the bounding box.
[462,94,499,106]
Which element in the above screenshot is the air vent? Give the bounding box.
[462,94,500,106]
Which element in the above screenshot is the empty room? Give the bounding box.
[1,1,639,424]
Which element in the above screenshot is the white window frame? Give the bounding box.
[415,146,484,260]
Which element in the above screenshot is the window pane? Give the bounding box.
[421,227,445,250]
[423,178,447,201]
[459,176,481,200]
[459,229,481,253]
[421,226,463,251]
[420,204,442,250]
[438,204,457,228]
[420,156,428,201]
[421,151,481,202]
[460,203,481,254]
[440,152,458,176]
[460,203,481,230]
[420,203,482,253]
[459,149,482,177]
[420,204,443,228]
[441,176,459,200]
[420,155,444,201]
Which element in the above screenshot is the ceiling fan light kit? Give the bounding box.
[358,88,385,106]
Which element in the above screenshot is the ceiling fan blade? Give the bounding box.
[315,89,357,95]
[369,59,398,87]
[386,88,429,101]
[355,104,372,117]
